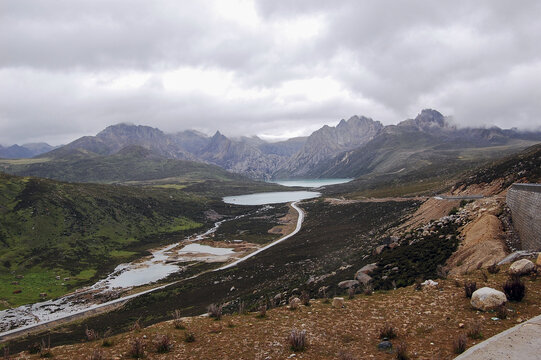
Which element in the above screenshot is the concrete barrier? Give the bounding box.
[506,183,541,251]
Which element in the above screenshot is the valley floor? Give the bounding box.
[9,265,541,359]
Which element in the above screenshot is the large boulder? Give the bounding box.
[355,272,373,286]
[338,280,359,289]
[509,259,536,276]
[357,263,378,276]
[471,287,507,311]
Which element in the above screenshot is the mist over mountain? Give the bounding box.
[5,109,540,182]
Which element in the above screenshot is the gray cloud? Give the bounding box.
[0,0,540,145]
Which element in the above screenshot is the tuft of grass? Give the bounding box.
[256,304,267,319]
[207,303,223,320]
[172,309,186,329]
[288,329,307,352]
[153,334,173,353]
[464,281,477,298]
[467,321,483,340]
[453,333,467,354]
[379,322,398,339]
[503,276,526,302]
[496,304,508,319]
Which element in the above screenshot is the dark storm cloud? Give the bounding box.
[0,0,540,145]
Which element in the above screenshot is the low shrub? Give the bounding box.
[300,291,311,306]
[101,328,113,347]
[395,341,410,360]
[503,276,526,302]
[487,263,500,274]
[153,334,173,353]
[453,333,467,354]
[85,327,99,341]
[28,343,40,354]
[379,322,398,339]
[288,329,307,352]
[237,301,247,315]
[128,337,145,359]
[464,281,477,298]
[131,318,142,332]
[184,332,196,343]
[363,284,373,295]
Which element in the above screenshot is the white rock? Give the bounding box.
[421,279,438,287]
[332,297,345,308]
[508,259,536,276]
[471,287,507,311]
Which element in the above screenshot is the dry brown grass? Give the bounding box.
[12,266,541,360]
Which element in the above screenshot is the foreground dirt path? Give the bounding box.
[13,266,540,360]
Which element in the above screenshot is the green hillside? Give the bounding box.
[0,145,245,184]
[0,172,218,308]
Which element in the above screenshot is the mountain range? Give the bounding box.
[1,109,540,183]
[0,143,57,159]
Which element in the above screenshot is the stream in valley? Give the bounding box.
[0,179,349,337]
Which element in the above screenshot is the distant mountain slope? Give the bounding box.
[50,123,194,160]
[308,110,541,179]
[274,115,383,178]
[0,143,56,159]
[39,124,306,179]
[0,145,249,184]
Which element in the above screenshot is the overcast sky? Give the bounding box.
[1,0,540,145]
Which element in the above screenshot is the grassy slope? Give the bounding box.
[0,146,246,184]
[0,172,218,308]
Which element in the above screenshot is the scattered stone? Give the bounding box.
[39,293,47,298]
[377,339,393,352]
[15,275,23,279]
[458,323,465,328]
[55,276,60,280]
[332,297,345,308]
[374,245,387,255]
[289,297,301,309]
[230,286,236,292]
[391,267,399,271]
[508,259,536,276]
[471,287,507,311]
[421,280,438,287]
[355,272,373,286]
[357,263,378,275]
[338,280,359,289]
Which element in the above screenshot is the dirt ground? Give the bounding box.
[11,265,541,360]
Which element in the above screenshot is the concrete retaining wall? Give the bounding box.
[506,183,541,251]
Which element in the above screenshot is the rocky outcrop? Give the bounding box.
[338,280,359,289]
[275,115,383,178]
[508,259,536,276]
[471,287,507,311]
